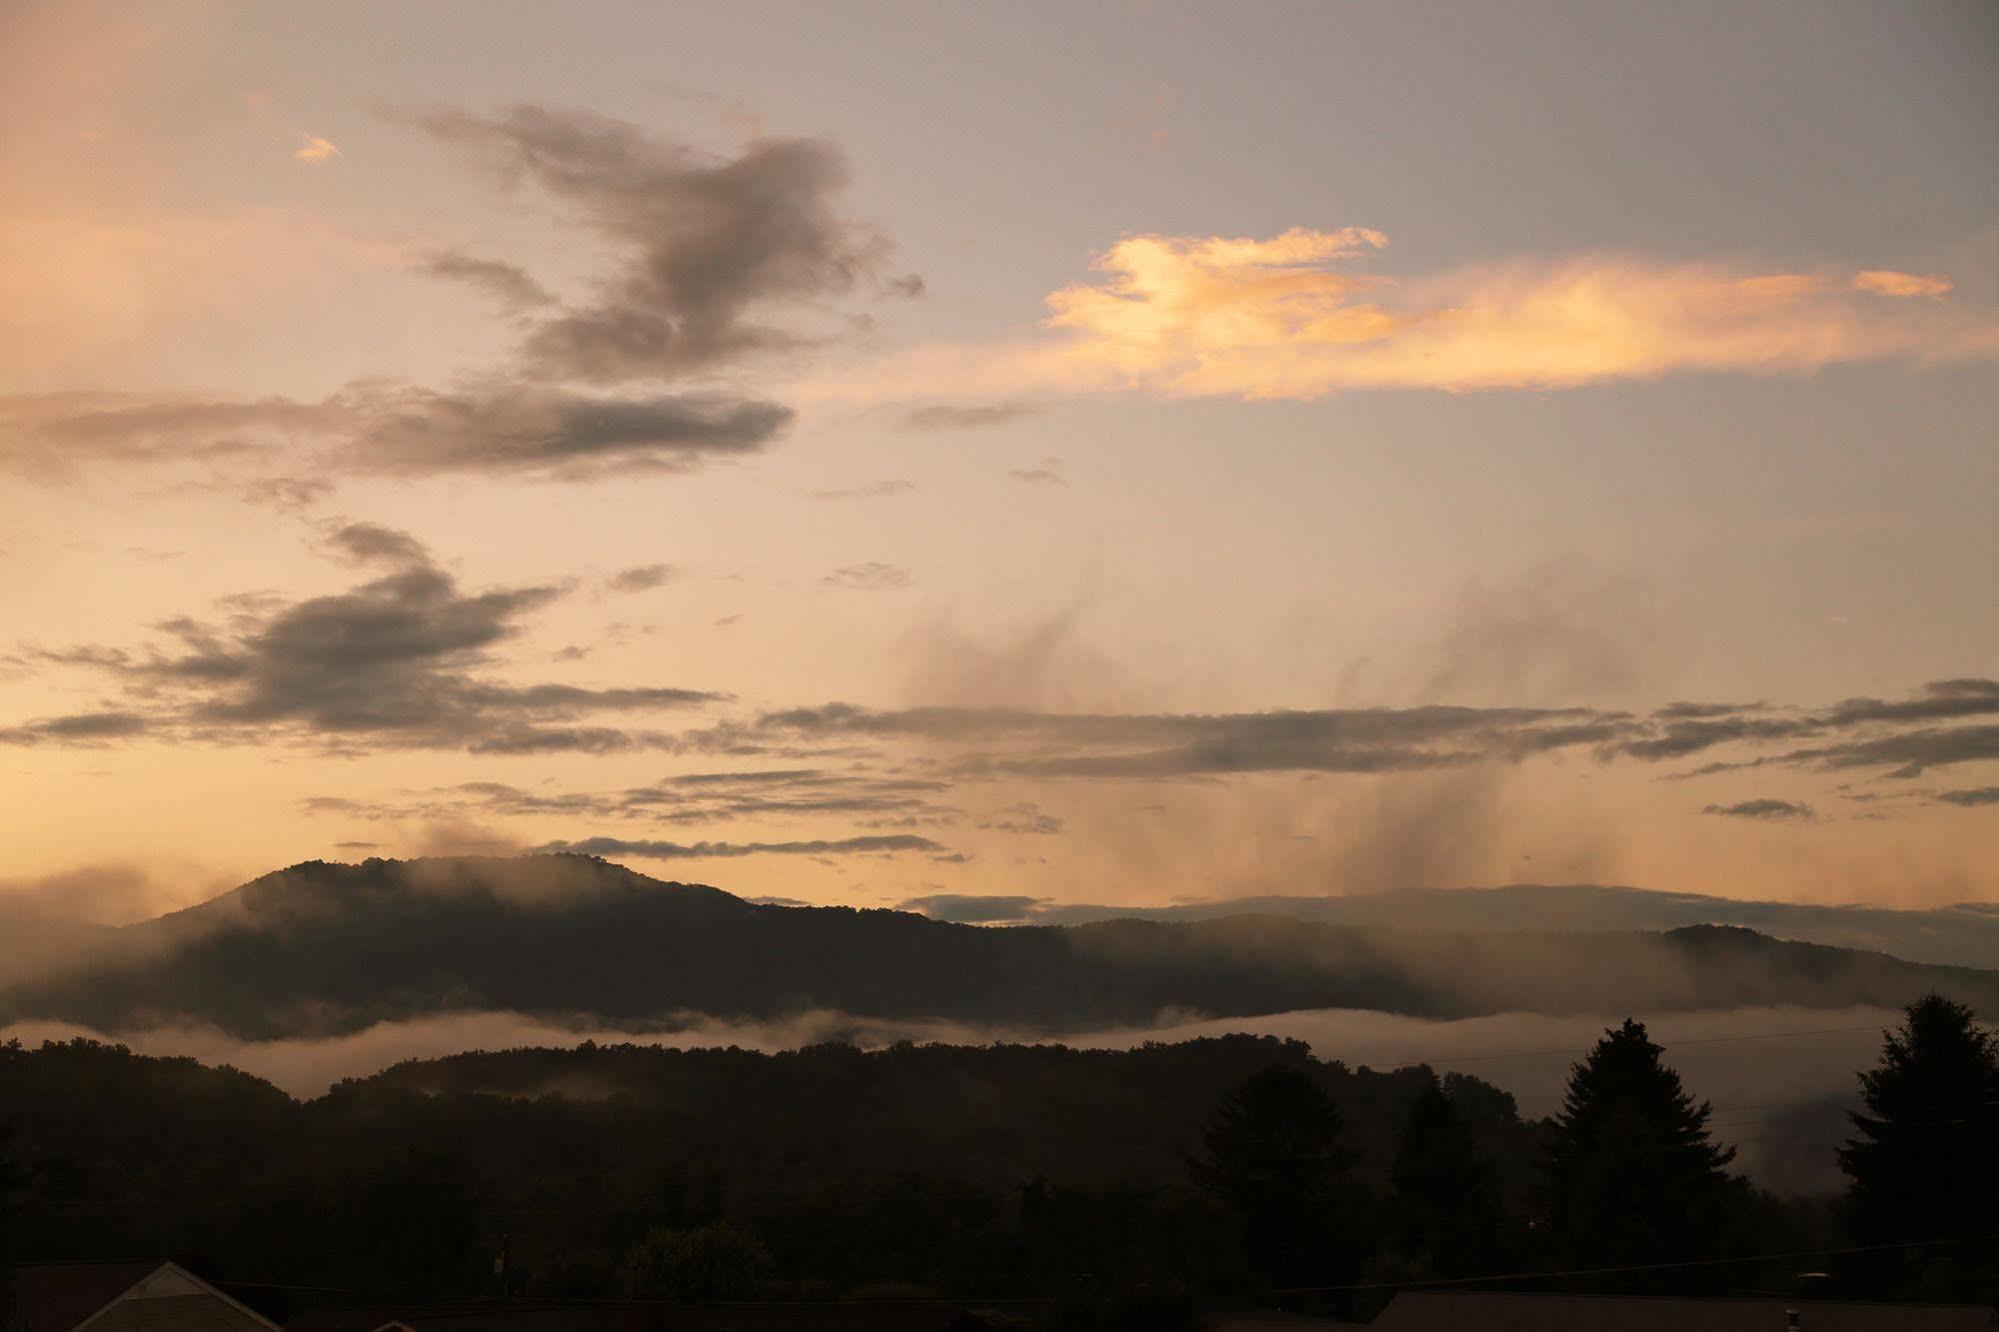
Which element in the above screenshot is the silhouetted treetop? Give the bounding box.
[1840,993,1999,1245]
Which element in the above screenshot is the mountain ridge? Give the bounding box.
[5,855,1996,1040]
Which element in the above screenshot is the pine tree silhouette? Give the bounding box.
[1389,1070,1506,1276]
[1840,993,1999,1249]
[1190,1063,1362,1285]
[1541,1019,1740,1277]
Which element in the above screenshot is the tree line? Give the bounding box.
[2,996,1996,1326]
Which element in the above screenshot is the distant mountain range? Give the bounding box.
[2,855,1994,1040]
[907,883,1999,970]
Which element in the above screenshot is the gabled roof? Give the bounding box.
[5,1262,282,1332]
[1376,1290,1999,1331]
[6,1264,165,1332]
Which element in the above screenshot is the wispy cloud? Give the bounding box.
[293,134,339,163]
[536,834,947,860]
[822,562,914,591]
[1702,799,1816,821]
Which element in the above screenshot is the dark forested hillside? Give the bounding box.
[0,1034,1553,1308]
[7,855,1998,1039]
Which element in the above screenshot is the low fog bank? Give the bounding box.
[4,1002,1891,1194]
[907,886,1999,971]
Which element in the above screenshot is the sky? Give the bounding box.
[3,0,1997,923]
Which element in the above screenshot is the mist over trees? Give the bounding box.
[6,1001,1996,1321]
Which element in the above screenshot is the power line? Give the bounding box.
[1269,1233,1999,1296]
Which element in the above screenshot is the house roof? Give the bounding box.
[6,1264,166,1332]
[5,1262,283,1332]
[1375,1291,1999,1331]
[282,1300,976,1332]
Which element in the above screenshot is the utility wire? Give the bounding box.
[1269,1233,1999,1296]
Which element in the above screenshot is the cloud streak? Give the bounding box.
[0,385,792,480]
[536,834,947,860]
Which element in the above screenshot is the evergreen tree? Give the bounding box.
[1388,1071,1506,1276]
[1541,1019,1741,1276]
[1190,1063,1361,1285]
[1839,994,1999,1250]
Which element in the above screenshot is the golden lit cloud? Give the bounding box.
[1851,269,1952,298]
[1028,229,1999,398]
[294,134,340,163]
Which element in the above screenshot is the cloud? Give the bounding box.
[346,385,791,477]
[822,562,914,591]
[812,479,914,501]
[536,834,947,860]
[293,135,339,163]
[240,475,334,510]
[1621,714,1821,760]
[978,802,1064,835]
[1702,799,1816,821]
[0,710,151,746]
[1702,724,1999,780]
[1938,787,1999,808]
[419,104,897,382]
[421,251,556,309]
[681,700,1633,778]
[1821,678,1999,727]
[307,766,956,830]
[605,563,673,593]
[0,385,792,479]
[324,521,430,567]
[1618,680,1999,767]
[824,229,1997,407]
[897,893,1047,924]
[900,402,1042,431]
[1008,466,1066,487]
[1851,271,1952,298]
[0,864,172,925]
[10,529,723,753]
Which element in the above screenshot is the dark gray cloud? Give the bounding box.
[420,104,894,382]
[536,834,947,860]
[1937,787,1999,808]
[11,529,722,753]
[1614,679,1999,772]
[1784,725,1999,779]
[1821,678,1999,727]
[1652,701,1760,722]
[2,386,791,479]
[606,563,673,593]
[325,521,430,567]
[305,766,955,829]
[420,251,556,309]
[347,386,790,477]
[822,562,914,591]
[700,701,1635,778]
[1702,799,1815,821]
[899,402,1042,431]
[1617,714,1821,760]
[0,710,151,746]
